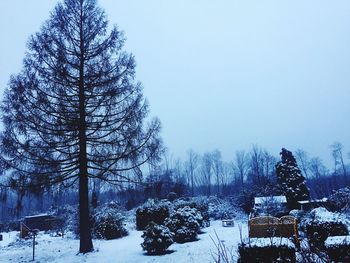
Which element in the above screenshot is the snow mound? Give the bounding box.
[308,207,346,224]
[244,237,295,249]
[325,235,350,247]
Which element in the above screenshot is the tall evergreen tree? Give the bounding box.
[276,148,310,209]
[0,0,161,253]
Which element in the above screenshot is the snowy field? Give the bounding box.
[0,220,248,263]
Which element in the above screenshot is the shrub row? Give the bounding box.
[51,203,128,240]
[238,238,296,263]
[326,243,350,262]
[306,221,348,248]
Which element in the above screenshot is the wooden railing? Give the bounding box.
[248,216,299,245]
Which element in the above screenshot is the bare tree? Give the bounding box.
[233,150,248,187]
[220,162,233,196]
[201,152,213,196]
[330,142,347,179]
[309,157,330,197]
[211,149,223,196]
[185,149,199,196]
[261,149,277,181]
[309,157,327,179]
[249,145,264,186]
[0,0,161,253]
[295,149,310,178]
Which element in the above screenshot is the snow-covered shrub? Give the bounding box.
[328,187,350,213]
[136,199,170,230]
[207,197,243,220]
[165,206,202,243]
[51,205,79,236]
[174,197,210,227]
[141,222,174,255]
[237,237,296,263]
[301,207,349,248]
[92,207,128,240]
[325,236,350,262]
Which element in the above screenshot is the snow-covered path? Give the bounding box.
[0,220,248,263]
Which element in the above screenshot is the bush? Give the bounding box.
[306,222,348,248]
[207,197,243,220]
[326,238,350,262]
[165,206,202,243]
[51,205,79,236]
[174,197,210,227]
[238,238,296,263]
[136,199,170,230]
[92,207,128,240]
[328,187,350,212]
[301,208,349,248]
[141,222,174,255]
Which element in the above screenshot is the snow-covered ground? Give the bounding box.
[0,231,18,248]
[0,220,248,263]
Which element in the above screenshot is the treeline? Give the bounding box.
[0,142,349,222]
[119,142,350,210]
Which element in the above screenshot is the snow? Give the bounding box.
[24,213,51,219]
[0,219,248,263]
[244,237,295,249]
[308,207,345,224]
[254,196,287,205]
[297,198,328,205]
[0,231,18,247]
[325,235,350,247]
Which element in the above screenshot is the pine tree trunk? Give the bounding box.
[78,161,93,253]
[78,75,93,253]
[78,4,93,252]
[78,72,93,253]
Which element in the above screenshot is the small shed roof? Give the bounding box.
[297,198,328,205]
[254,195,287,205]
[24,213,51,219]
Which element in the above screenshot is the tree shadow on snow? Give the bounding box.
[144,250,176,256]
[176,238,200,244]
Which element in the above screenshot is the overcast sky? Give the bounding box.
[0,0,349,166]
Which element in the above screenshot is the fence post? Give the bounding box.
[32,233,35,261]
[31,229,39,261]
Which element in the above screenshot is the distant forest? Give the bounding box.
[0,142,348,222]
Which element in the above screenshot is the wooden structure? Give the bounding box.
[249,215,299,244]
[20,214,56,238]
[222,219,234,227]
[20,222,31,238]
[23,214,56,231]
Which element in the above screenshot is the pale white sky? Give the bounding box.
[0,0,349,166]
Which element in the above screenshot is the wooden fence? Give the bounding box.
[248,215,299,244]
[20,222,31,238]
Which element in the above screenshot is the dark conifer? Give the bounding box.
[276,148,310,209]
